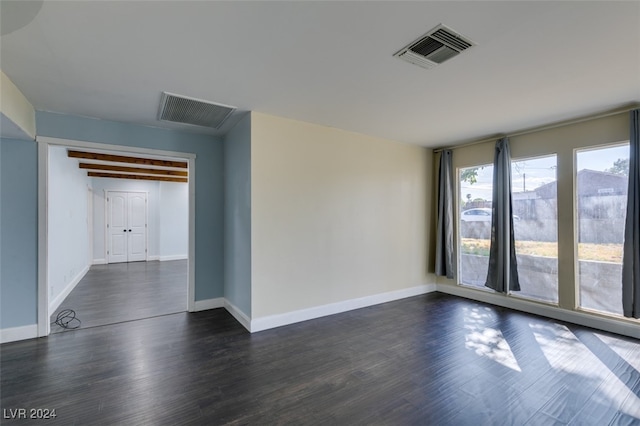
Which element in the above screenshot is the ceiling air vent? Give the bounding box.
[158,92,236,129]
[394,24,475,70]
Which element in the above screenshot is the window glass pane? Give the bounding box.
[459,164,493,289]
[576,145,629,316]
[510,156,558,303]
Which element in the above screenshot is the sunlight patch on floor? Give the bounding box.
[529,322,582,372]
[592,333,640,418]
[595,333,640,371]
[530,323,640,418]
[464,307,521,372]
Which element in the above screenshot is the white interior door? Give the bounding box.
[107,191,147,263]
[108,191,128,263]
[127,193,147,262]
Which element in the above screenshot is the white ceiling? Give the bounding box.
[1,1,639,148]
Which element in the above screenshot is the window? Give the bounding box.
[450,114,637,335]
[576,144,629,316]
[459,164,493,289]
[458,156,558,304]
[510,155,558,303]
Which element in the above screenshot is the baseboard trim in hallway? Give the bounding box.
[224,300,251,331]
[0,324,38,344]
[49,265,90,314]
[193,298,225,312]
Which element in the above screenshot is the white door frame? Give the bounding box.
[87,186,93,268]
[37,136,197,337]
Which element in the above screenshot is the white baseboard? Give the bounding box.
[1,324,38,344]
[159,255,188,262]
[190,297,250,331]
[193,297,225,312]
[250,283,437,333]
[224,300,251,332]
[94,256,183,264]
[49,265,90,313]
[436,283,640,340]
[189,284,437,334]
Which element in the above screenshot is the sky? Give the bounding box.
[460,144,629,201]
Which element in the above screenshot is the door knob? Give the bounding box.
[123,229,127,232]
[128,229,132,232]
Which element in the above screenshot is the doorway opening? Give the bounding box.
[38,137,196,336]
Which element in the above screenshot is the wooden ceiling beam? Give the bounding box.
[68,150,188,168]
[87,172,188,183]
[79,163,188,177]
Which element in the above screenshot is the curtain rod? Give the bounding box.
[433,103,640,153]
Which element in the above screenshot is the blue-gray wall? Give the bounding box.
[0,112,225,330]
[223,113,252,316]
[0,138,38,328]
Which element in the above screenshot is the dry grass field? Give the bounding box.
[460,238,623,263]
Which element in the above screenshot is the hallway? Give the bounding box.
[50,260,187,333]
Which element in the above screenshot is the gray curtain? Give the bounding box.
[435,150,455,279]
[622,109,640,318]
[485,138,520,292]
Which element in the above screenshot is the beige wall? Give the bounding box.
[437,111,631,314]
[0,70,36,139]
[251,112,432,318]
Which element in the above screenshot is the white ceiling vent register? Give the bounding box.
[158,92,236,129]
[394,24,475,70]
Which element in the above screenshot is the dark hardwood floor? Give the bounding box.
[3,293,640,425]
[50,260,187,333]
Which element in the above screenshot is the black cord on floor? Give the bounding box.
[52,309,81,329]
